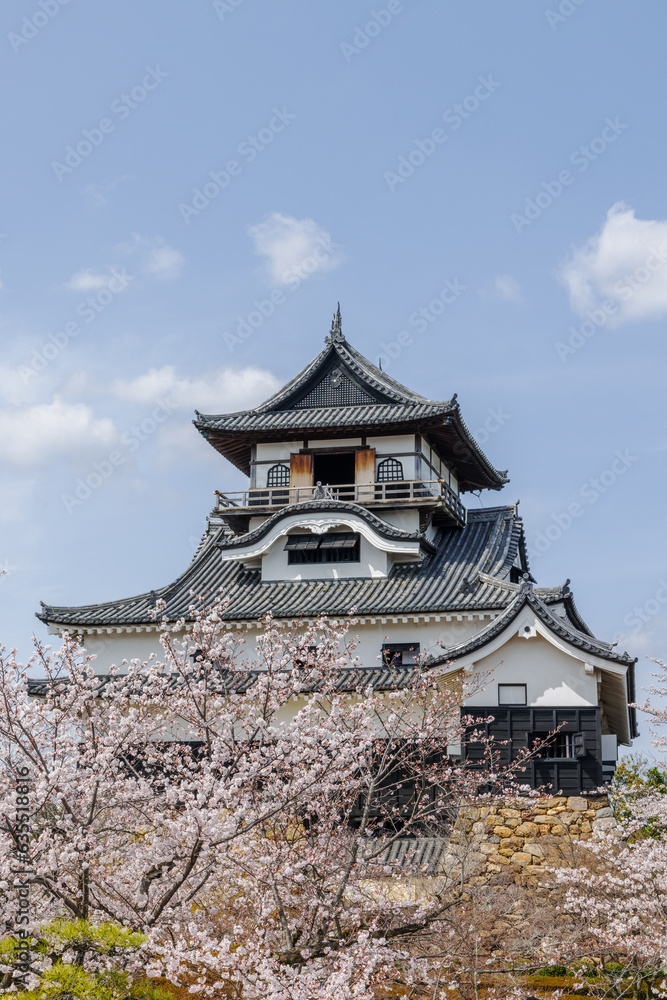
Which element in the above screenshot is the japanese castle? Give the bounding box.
[38,307,636,793]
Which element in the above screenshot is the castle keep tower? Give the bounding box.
[38,307,636,793]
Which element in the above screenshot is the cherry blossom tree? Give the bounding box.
[543,659,667,1000]
[0,595,545,999]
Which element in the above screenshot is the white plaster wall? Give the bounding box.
[379,509,420,532]
[261,532,389,582]
[255,441,304,462]
[251,435,461,492]
[419,434,458,492]
[67,617,492,676]
[62,630,167,673]
[367,435,414,455]
[254,462,291,489]
[367,435,416,481]
[304,438,362,450]
[48,619,598,719]
[464,633,598,708]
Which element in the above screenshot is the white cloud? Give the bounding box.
[156,422,218,466]
[494,274,522,302]
[115,233,185,281]
[248,212,343,287]
[560,202,667,326]
[64,269,120,292]
[0,398,116,467]
[142,242,185,280]
[110,365,281,412]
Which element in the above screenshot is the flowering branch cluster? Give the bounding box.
[543,659,667,999]
[0,595,546,998]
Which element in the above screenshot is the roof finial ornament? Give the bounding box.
[325,302,345,345]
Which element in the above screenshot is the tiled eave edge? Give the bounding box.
[47,609,504,637]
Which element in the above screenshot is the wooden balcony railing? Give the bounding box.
[213,479,466,525]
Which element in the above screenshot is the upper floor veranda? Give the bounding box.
[212,432,467,527]
[195,309,509,530]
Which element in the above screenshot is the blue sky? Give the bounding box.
[0,1,665,752]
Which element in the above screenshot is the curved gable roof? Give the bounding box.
[429,579,635,669]
[194,313,509,491]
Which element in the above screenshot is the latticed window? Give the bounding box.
[530,731,586,759]
[376,457,404,482]
[267,464,290,487]
[284,532,360,564]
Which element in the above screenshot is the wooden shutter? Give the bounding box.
[290,452,313,503]
[573,732,586,758]
[355,447,375,502]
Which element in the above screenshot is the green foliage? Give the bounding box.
[38,917,147,953]
[0,918,165,998]
[535,964,570,977]
[19,962,168,1000]
[611,753,667,838]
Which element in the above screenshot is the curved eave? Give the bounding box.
[429,583,636,669]
[194,402,508,491]
[434,404,509,491]
[214,499,436,554]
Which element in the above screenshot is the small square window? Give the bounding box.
[382,643,420,667]
[498,683,527,706]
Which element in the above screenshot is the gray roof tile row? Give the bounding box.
[39,505,531,628]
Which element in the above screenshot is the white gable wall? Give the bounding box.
[465,633,598,707]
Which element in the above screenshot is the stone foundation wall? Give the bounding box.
[450,795,615,880]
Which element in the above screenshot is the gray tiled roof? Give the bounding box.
[429,579,636,668]
[193,335,509,491]
[196,400,451,434]
[39,505,536,628]
[26,664,420,700]
[252,336,430,410]
[372,836,451,874]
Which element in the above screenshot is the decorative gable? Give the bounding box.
[293,368,375,408]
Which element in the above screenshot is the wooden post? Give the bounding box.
[355,447,375,503]
[289,452,313,504]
